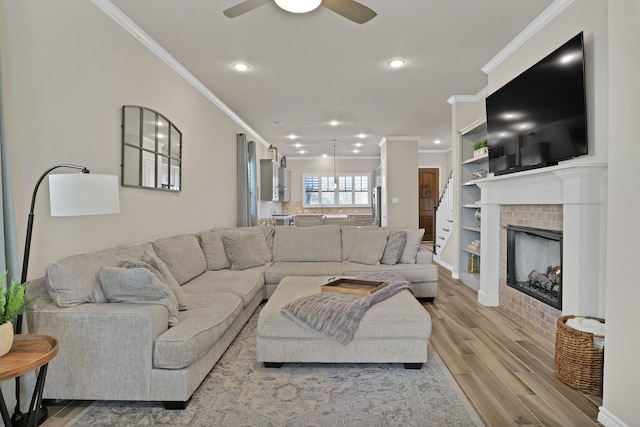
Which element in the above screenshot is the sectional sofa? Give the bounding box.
[26,224,438,408]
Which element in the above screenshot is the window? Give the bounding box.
[303,173,370,207]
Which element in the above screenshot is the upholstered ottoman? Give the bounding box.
[257,276,432,368]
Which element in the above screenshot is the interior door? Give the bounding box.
[418,168,439,241]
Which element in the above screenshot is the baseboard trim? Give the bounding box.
[598,407,630,427]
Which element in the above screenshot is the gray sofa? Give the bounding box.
[26,224,437,408]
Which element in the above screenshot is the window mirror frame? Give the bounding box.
[121,105,182,192]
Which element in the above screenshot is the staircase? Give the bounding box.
[433,171,453,260]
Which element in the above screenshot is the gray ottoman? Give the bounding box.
[257,276,432,368]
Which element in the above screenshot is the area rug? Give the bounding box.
[68,305,482,426]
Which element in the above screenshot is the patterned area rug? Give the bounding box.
[68,305,481,427]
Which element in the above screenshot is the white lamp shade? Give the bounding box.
[274,0,322,13]
[49,174,120,217]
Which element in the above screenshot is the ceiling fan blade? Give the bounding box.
[321,0,376,24]
[223,0,271,18]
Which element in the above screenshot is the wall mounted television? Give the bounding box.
[486,32,588,176]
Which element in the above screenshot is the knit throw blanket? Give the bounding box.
[281,272,413,345]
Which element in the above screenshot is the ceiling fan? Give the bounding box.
[223,0,377,24]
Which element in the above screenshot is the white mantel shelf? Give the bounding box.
[474,162,608,317]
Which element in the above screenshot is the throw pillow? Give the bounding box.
[98,266,179,327]
[222,232,265,271]
[399,228,425,264]
[381,231,407,265]
[348,230,389,265]
[152,234,208,285]
[198,229,231,271]
[141,254,189,311]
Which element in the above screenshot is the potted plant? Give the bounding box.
[473,140,488,158]
[0,271,40,356]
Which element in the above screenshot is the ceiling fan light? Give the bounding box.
[274,0,322,13]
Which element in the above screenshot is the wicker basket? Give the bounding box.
[554,315,605,395]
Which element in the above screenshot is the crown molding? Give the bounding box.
[446,86,488,105]
[287,156,380,161]
[90,0,270,149]
[378,136,421,147]
[419,147,452,154]
[481,0,575,74]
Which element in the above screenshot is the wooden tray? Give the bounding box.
[321,278,388,296]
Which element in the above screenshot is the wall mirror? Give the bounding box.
[121,105,182,191]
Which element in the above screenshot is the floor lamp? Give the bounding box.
[12,164,119,426]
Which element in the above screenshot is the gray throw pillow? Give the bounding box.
[198,229,231,271]
[381,231,407,265]
[348,230,389,265]
[98,266,179,327]
[222,233,265,271]
[399,229,425,264]
[141,254,189,311]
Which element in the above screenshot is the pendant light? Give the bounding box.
[333,139,337,190]
[274,0,322,14]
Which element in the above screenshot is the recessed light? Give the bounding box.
[272,121,282,127]
[299,150,306,154]
[287,134,298,140]
[388,59,406,68]
[355,143,363,147]
[352,149,360,154]
[232,63,250,72]
[357,133,367,139]
[322,154,328,158]
[434,139,441,144]
[293,143,302,148]
[329,120,340,127]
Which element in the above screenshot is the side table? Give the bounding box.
[0,335,59,427]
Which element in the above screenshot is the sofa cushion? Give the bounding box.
[341,225,378,261]
[153,292,242,369]
[348,230,389,265]
[381,231,407,265]
[182,268,265,309]
[46,243,152,308]
[272,225,342,262]
[98,266,179,327]
[382,228,425,264]
[341,261,438,283]
[264,262,343,285]
[222,233,266,271]
[141,253,189,311]
[152,234,207,285]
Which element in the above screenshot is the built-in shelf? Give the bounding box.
[458,120,487,291]
[462,153,488,164]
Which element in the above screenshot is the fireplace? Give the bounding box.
[505,225,563,310]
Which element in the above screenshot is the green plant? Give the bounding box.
[473,140,488,151]
[0,271,39,325]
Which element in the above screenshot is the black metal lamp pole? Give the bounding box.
[12,164,89,426]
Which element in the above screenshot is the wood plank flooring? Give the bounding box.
[423,265,602,427]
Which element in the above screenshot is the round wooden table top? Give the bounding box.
[0,335,59,382]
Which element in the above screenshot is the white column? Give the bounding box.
[553,167,606,316]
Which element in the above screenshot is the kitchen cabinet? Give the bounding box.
[279,168,291,202]
[260,159,279,201]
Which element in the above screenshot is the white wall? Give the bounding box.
[0,1,263,279]
[601,1,640,425]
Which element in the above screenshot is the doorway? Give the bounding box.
[418,168,439,241]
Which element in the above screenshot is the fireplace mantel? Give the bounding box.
[475,163,607,316]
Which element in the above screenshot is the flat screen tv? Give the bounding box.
[486,32,587,176]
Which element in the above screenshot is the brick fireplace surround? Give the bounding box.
[476,164,607,340]
[500,205,563,339]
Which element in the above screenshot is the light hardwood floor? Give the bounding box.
[42,264,602,426]
[423,265,602,426]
